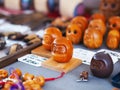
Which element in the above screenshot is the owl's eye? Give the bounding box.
[111,3,116,8]
[74,30,77,34]
[112,23,116,28]
[104,2,108,7]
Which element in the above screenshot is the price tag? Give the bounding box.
[73,48,119,65]
[73,48,95,65]
[18,54,47,67]
[97,49,120,64]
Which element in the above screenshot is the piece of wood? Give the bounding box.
[31,45,52,58]
[7,12,44,24]
[0,42,42,68]
[41,57,82,73]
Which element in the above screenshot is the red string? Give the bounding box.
[45,72,65,82]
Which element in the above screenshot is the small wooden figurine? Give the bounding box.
[100,0,120,20]
[66,23,83,44]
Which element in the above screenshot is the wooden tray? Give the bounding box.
[0,42,42,68]
[41,57,82,73]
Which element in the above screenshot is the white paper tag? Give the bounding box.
[73,48,119,65]
[97,49,120,64]
[73,48,95,65]
[18,54,47,67]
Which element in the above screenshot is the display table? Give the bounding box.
[0,41,120,90]
[0,14,120,90]
[3,58,120,90]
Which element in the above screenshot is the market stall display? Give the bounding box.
[0,0,120,90]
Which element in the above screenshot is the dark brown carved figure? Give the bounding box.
[100,0,120,20]
[90,51,113,78]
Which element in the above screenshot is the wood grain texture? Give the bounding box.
[41,57,82,73]
[31,45,52,58]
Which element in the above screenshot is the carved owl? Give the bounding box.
[100,0,120,20]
